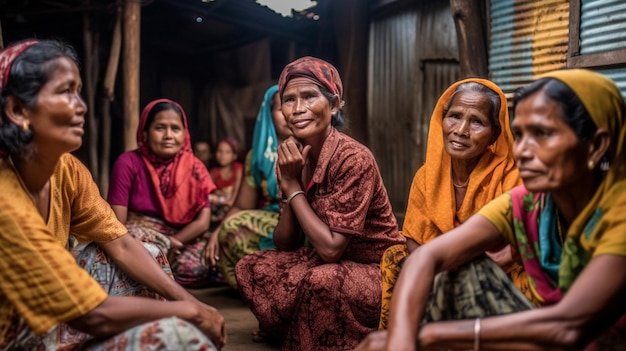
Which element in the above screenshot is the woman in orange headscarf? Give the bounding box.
[379,78,528,329]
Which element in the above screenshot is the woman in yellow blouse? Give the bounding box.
[357,69,626,350]
[0,40,225,350]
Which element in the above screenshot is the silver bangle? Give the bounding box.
[474,318,480,351]
[283,190,305,205]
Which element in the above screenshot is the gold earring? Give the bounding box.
[587,160,595,170]
[22,121,29,131]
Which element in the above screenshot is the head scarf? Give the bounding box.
[138,98,215,226]
[216,136,239,155]
[251,85,280,208]
[538,69,626,292]
[403,78,520,244]
[0,40,39,92]
[278,56,343,102]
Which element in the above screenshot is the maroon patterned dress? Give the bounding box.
[235,129,405,351]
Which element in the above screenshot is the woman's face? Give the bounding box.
[215,141,237,167]
[145,109,185,159]
[25,56,87,155]
[281,77,334,142]
[512,90,589,193]
[442,90,495,161]
[271,92,292,140]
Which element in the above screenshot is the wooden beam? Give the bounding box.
[123,0,140,151]
[450,0,488,78]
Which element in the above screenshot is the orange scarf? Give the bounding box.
[403,78,520,243]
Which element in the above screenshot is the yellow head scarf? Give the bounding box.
[539,69,626,290]
[403,78,520,243]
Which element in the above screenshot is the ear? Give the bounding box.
[330,94,340,114]
[588,128,611,166]
[3,96,29,127]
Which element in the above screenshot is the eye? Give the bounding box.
[283,96,295,103]
[471,118,484,126]
[511,129,522,139]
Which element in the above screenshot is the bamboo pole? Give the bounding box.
[122,0,140,151]
[99,5,122,196]
[83,9,100,182]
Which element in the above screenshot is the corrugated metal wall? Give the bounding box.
[580,0,626,98]
[368,1,459,222]
[489,0,569,94]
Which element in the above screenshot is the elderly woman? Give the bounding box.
[108,99,217,288]
[235,57,405,351]
[0,40,225,350]
[204,84,292,289]
[379,78,526,328]
[357,69,626,350]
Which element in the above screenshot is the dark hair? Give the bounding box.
[0,40,79,155]
[142,102,184,132]
[443,81,502,143]
[319,84,347,130]
[513,78,597,142]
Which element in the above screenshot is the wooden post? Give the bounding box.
[99,5,122,196]
[83,9,100,183]
[450,0,488,78]
[123,0,140,151]
[0,20,4,50]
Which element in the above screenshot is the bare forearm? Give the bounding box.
[273,200,304,250]
[173,219,208,244]
[104,236,196,302]
[68,297,197,338]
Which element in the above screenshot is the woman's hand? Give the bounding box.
[485,244,514,269]
[193,302,227,350]
[204,230,220,267]
[353,330,388,351]
[167,236,184,263]
[278,137,310,193]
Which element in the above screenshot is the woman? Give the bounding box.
[357,69,626,350]
[235,56,405,351]
[0,40,225,350]
[108,98,216,288]
[209,136,243,224]
[204,84,292,289]
[379,79,526,329]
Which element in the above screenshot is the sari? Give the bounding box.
[379,78,525,329]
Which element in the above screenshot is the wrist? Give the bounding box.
[283,190,305,205]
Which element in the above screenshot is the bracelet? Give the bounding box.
[474,317,481,351]
[283,190,305,205]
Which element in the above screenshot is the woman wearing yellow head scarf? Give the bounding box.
[379,78,527,329]
[357,69,626,351]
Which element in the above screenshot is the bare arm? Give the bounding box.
[418,254,626,350]
[386,215,505,351]
[111,205,128,224]
[67,296,226,349]
[227,164,244,207]
[171,207,211,245]
[204,178,259,266]
[273,138,349,262]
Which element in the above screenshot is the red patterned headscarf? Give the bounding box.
[138,98,215,226]
[278,56,343,101]
[0,40,39,92]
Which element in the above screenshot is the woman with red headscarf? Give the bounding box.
[235,57,405,350]
[108,99,218,288]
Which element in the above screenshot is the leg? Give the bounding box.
[379,244,408,330]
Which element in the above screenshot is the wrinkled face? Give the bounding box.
[194,142,211,165]
[442,90,495,161]
[215,140,237,167]
[24,56,87,155]
[145,109,185,159]
[512,90,588,193]
[271,92,292,141]
[281,77,335,141]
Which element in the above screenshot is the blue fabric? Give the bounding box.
[251,85,280,204]
[538,194,563,284]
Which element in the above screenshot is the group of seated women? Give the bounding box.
[1,38,624,351]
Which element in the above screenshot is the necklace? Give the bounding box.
[452,176,470,188]
[7,156,37,205]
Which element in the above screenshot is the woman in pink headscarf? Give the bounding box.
[108,98,218,288]
[235,56,404,351]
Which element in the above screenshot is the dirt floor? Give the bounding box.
[188,286,280,351]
